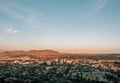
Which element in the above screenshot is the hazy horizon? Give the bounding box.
[0,0,120,53]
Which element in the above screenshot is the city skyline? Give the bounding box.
[0,0,120,53]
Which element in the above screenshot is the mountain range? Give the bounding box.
[0,50,60,58]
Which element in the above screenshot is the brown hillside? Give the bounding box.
[0,50,60,57]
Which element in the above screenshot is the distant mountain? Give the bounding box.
[0,50,60,58]
[0,49,3,52]
[0,50,120,60]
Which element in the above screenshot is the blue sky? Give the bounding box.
[0,0,120,53]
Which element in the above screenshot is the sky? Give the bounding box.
[0,0,120,53]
